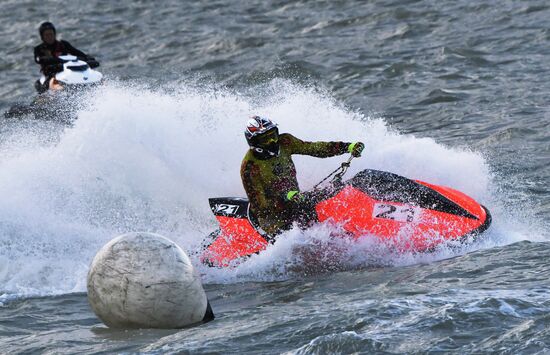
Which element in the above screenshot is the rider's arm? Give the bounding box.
[34,45,62,66]
[62,40,100,68]
[282,133,351,158]
[60,40,88,58]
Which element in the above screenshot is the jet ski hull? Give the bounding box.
[202,169,491,267]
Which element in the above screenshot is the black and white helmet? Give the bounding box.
[245,116,280,157]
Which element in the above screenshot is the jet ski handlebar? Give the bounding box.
[58,54,100,68]
[313,155,355,190]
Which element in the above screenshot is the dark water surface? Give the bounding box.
[1,0,550,353]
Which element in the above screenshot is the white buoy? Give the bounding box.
[87,232,214,329]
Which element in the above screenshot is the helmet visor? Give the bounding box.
[252,127,279,148]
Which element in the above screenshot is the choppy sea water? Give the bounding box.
[1,0,549,353]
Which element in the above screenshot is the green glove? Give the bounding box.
[286,190,304,201]
[348,142,365,157]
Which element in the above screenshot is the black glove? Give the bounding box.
[87,58,100,68]
[79,56,100,68]
[348,142,365,157]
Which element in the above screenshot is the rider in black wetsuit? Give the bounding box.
[33,22,99,93]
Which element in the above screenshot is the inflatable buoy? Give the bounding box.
[87,232,214,328]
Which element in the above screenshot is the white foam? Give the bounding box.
[0,79,538,298]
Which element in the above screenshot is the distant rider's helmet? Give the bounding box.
[39,22,56,40]
[245,116,280,158]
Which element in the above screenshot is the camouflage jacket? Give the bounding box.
[240,133,350,235]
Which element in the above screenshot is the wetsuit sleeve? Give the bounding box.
[241,159,271,222]
[62,40,99,67]
[61,40,88,58]
[283,134,351,158]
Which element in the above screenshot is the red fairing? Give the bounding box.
[415,180,486,220]
[316,185,487,252]
[202,216,268,267]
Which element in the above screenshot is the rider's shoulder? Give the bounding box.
[279,133,296,145]
[242,149,258,164]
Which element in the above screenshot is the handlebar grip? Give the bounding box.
[87,59,100,68]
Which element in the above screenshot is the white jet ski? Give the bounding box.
[37,55,103,89]
[4,55,103,121]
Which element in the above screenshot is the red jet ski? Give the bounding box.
[202,158,491,267]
